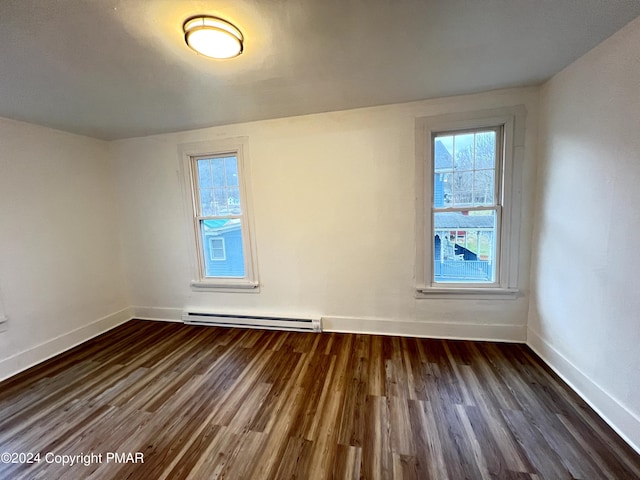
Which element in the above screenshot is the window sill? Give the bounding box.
[416,286,519,300]
[191,280,260,294]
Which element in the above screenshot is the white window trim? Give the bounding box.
[208,237,226,261]
[179,137,260,293]
[415,106,526,299]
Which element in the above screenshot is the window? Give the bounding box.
[208,237,226,261]
[415,107,525,298]
[433,128,500,283]
[180,138,259,291]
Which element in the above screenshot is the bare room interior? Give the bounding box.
[0,1,639,478]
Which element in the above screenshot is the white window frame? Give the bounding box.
[179,137,260,292]
[208,237,226,261]
[415,106,525,299]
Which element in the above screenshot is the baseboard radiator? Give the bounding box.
[182,311,322,333]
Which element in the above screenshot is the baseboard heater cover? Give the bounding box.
[182,311,322,333]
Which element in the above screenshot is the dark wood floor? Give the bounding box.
[0,320,638,479]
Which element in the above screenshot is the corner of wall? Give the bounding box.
[527,327,640,455]
[0,307,133,383]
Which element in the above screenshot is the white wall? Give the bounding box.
[111,87,538,341]
[528,16,640,452]
[0,118,130,380]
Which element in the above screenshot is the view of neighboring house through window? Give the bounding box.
[432,127,501,283]
[194,154,247,278]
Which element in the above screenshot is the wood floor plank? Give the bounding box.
[337,346,368,447]
[501,408,573,480]
[458,363,533,474]
[0,320,639,479]
[361,394,392,480]
[333,444,361,480]
[407,399,442,480]
[367,335,385,398]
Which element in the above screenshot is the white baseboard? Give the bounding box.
[527,327,640,455]
[126,308,525,342]
[323,316,526,342]
[0,307,133,383]
[130,306,182,322]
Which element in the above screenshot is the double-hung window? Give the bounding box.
[415,106,525,298]
[180,138,259,292]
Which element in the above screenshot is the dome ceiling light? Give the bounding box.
[183,16,244,59]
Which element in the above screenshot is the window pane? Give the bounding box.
[473,169,495,205]
[200,188,214,216]
[434,136,453,171]
[198,160,213,188]
[453,133,474,171]
[452,171,473,206]
[224,157,239,186]
[433,210,497,283]
[475,131,496,169]
[201,219,245,278]
[213,189,228,215]
[434,173,450,208]
[227,187,242,214]
[211,159,226,186]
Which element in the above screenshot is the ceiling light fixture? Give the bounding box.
[183,16,244,59]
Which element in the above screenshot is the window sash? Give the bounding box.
[431,207,502,285]
[431,126,502,209]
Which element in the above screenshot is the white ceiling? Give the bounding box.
[0,0,638,140]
